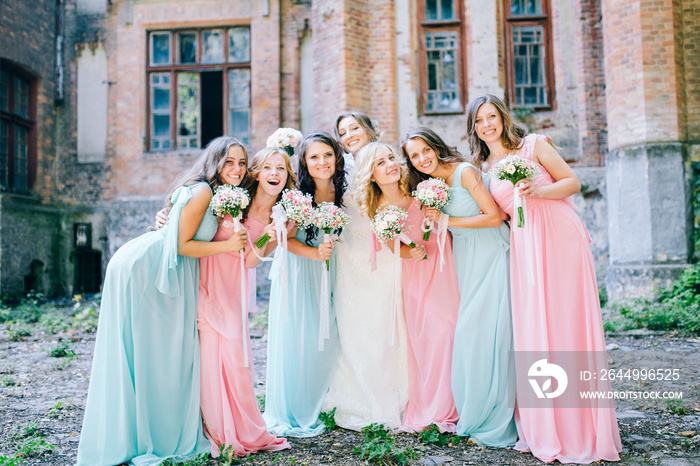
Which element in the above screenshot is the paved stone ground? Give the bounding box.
[0,293,698,465]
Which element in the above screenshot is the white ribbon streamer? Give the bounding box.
[250,205,290,320]
[232,215,250,367]
[513,185,535,286]
[419,214,448,271]
[318,232,338,351]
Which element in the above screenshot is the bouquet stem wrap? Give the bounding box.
[318,232,338,351]
[513,185,535,286]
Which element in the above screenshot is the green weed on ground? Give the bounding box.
[353,423,417,465]
[604,264,700,334]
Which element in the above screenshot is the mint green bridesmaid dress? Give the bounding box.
[445,163,517,447]
[77,184,215,466]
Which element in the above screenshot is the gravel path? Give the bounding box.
[0,296,698,465]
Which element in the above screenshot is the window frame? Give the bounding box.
[145,26,251,152]
[503,0,556,110]
[0,60,36,193]
[417,0,467,115]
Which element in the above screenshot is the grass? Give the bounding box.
[604,264,700,335]
[319,407,337,431]
[49,343,75,359]
[353,423,417,465]
[417,423,460,447]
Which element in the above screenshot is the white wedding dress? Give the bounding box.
[322,155,409,430]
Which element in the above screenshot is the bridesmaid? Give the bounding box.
[354,141,459,433]
[262,132,345,437]
[197,142,290,456]
[322,112,409,431]
[77,137,248,466]
[467,94,622,463]
[401,127,517,446]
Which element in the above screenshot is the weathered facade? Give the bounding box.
[0,0,697,299]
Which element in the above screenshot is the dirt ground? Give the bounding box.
[0,296,698,466]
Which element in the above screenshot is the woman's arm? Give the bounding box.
[245,220,281,268]
[518,136,581,200]
[424,167,501,230]
[287,229,334,262]
[177,185,247,258]
[385,238,426,260]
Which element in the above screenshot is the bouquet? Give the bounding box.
[266,127,303,156]
[210,184,250,219]
[411,178,452,241]
[491,155,538,228]
[371,204,424,258]
[209,184,250,251]
[312,202,351,270]
[254,189,314,249]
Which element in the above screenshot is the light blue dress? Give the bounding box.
[263,226,340,437]
[444,163,517,447]
[77,184,216,466]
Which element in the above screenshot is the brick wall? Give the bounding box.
[682,0,700,140]
[602,0,682,149]
[105,0,282,201]
[279,0,311,130]
[574,0,607,165]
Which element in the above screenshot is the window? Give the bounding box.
[147,27,251,151]
[0,60,35,193]
[419,0,465,114]
[504,0,554,109]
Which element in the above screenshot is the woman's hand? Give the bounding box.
[225,230,248,252]
[316,241,334,262]
[424,206,442,223]
[408,243,427,261]
[154,209,169,230]
[516,179,541,199]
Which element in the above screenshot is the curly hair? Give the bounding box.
[400,127,465,192]
[295,131,348,245]
[466,94,527,170]
[353,141,411,220]
[242,147,298,220]
[334,111,381,146]
[163,136,248,210]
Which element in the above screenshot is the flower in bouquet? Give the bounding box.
[312,202,351,270]
[411,177,452,241]
[266,127,303,157]
[209,184,250,219]
[371,204,418,246]
[491,155,538,228]
[253,189,315,249]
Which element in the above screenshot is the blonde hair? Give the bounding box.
[243,147,298,220]
[353,141,411,219]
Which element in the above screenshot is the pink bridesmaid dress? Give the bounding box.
[489,134,622,463]
[197,214,290,457]
[400,200,460,433]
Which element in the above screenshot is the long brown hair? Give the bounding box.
[400,127,465,192]
[466,94,527,170]
[162,136,248,210]
[333,111,381,144]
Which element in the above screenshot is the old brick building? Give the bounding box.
[0,0,697,299]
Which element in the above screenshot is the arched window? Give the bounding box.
[0,60,36,193]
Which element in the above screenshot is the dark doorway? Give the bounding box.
[201,71,223,148]
[73,250,102,293]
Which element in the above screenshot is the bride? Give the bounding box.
[321,111,409,430]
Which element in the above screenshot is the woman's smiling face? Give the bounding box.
[256,152,288,196]
[218,145,247,186]
[337,116,371,155]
